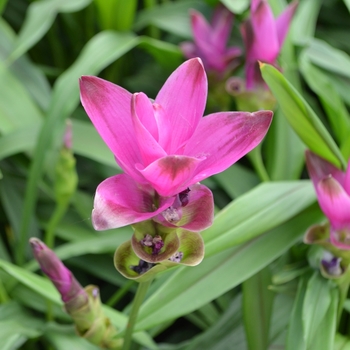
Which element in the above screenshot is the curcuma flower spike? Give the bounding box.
[241,0,298,89]
[305,150,350,250]
[79,58,273,231]
[30,238,123,349]
[180,5,241,76]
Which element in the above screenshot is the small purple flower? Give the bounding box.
[241,0,298,89]
[321,251,342,276]
[80,58,273,231]
[180,5,241,76]
[306,150,350,249]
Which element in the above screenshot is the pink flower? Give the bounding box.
[180,5,241,75]
[80,58,273,231]
[306,150,350,249]
[241,0,298,89]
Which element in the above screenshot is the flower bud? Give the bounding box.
[30,238,122,349]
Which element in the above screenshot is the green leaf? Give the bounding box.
[299,51,350,145]
[72,119,117,168]
[213,163,259,199]
[344,0,350,12]
[138,36,182,70]
[0,259,61,304]
[0,66,43,135]
[134,205,322,331]
[44,323,99,350]
[265,109,305,180]
[94,0,137,31]
[286,277,307,350]
[202,181,316,256]
[220,0,249,14]
[0,0,8,15]
[303,38,350,79]
[134,0,208,39]
[334,333,350,350]
[260,63,347,169]
[9,0,92,61]
[291,0,322,45]
[0,124,39,161]
[0,19,51,110]
[243,267,274,350]
[302,272,332,347]
[0,302,44,350]
[309,287,338,350]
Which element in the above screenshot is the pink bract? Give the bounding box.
[241,0,298,89]
[180,5,241,75]
[306,150,350,249]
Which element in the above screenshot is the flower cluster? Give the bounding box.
[80,58,272,280]
[182,3,298,111]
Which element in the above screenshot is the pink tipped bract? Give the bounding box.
[306,150,350,249]
[241,0,298,89]
[180,5,241,75]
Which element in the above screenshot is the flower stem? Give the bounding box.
[106,280,135,307]
[45,200,69,248]
[122,279,153,350]
[248,147,270,182]
[0,278,9,303]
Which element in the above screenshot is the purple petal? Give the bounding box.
[316,176,350,230]
[179,42,198,60]
[190,10,212,50]
[210,5,234,52]
[330,227,350,250]
[155,58,207,154]
[240,20,254,62]
[92,174,175,230]
[306,150,345,188]
[184,110,273,183]
[131,93,166,165]
[133,92,159,140]
[344,159,350,196]
[251,0,261,12]
[157,184,214,231]
[250,0,279,63]
[275,2,298,47]
[137,155,204,197]
[79,76,144,183]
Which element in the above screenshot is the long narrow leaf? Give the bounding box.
[260,63,346,169]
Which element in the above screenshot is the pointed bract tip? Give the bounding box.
[29,238,46,254]
[258,61,265,68]
[187,57,204,70]
[252,110,274,121]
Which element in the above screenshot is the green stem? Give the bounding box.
[248,147,270,182]
[122,279,153,350]
[45,199,69,248]
[0,278,9,303]
[106,280,135,307]
[336,267,350,326]
[143,0,160,39]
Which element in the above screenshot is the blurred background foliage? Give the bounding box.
[2,0,350,349]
